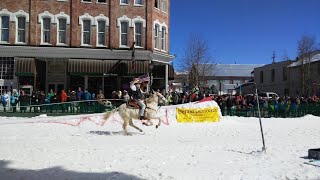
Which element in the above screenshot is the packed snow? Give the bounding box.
[0,106,320,180]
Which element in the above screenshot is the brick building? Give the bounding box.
[0,0,174,97]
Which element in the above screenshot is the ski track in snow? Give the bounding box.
[0,114,319,180]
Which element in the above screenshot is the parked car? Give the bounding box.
[258,92,279,100]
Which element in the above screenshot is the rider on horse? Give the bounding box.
[130,77,149,120]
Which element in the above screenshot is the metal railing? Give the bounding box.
[0,99,124,116]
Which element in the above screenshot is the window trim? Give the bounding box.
[81,0,92,3]
[119,0,129,5]
[38,11,55,45]
[13,10,29,44]
[79,13,94,47]
[97,0,107,4]
[134,0,143,6]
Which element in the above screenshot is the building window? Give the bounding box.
[42,17,51,44]
[82,20,91,45]
[120,0,128,4]
[0,16,10,43]
[154,24,159,49]
[0,57,14,80]
[260,71,264,84]
[97,0,106,3]
[120,21,128,46]
[154,0,159,9]
[135,0,143,5]
[57,18,67,44]
[162,0,167,12]
[271,69,275,82]
[97,20,106,46]
[82,0,91,2]
[17,16,26,43]
[283,67,287,81]
[135,22,142,47]
[161,27,166,51]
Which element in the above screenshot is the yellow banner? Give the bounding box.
[176,107,220,123]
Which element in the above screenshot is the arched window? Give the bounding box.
[14,10,29,44]
[0,15,10,43]
[132,16,146,47]
[38,11,54,45]
[120,21,128,46]
[162,0,167,12]
[154,24,159,49]
[97,20,106,46]
[95,14,109,47]
[117,15,132,47]
[154,0,159,9]
[79,13,94,46]
[161,26,166,51]
[55,12,70,45]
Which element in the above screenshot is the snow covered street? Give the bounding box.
[0,114,319,180]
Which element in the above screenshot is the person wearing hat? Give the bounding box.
[130,78,147,120]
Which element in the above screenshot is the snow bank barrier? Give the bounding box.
[157,100,222,125]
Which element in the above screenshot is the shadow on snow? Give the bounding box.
[0,160,144,180]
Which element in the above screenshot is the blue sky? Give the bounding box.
[170,0,320,69]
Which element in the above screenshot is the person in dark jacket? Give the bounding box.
[19,91,30,113]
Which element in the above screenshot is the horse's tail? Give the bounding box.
[103,108,119,121]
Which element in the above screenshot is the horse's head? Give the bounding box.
[146,90,167,105]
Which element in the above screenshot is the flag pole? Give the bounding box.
[255,83,266,151]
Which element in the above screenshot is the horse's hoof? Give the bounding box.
[156,125,159,129]
[139,129,143,132]
[142,122,147,126]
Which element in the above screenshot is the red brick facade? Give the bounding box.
[0,0,170,53]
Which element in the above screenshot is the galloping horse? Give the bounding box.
[103,91,167,135]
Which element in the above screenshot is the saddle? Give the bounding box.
[127,99,140,109]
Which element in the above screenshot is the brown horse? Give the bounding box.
[103,91,167,135]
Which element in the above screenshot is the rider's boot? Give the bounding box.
[140,116,145,120]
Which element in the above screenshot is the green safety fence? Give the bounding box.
[220,103,320,118]
[0,99,124,117]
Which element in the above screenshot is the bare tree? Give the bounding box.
[297,35,317,96]
[179,34,214,89]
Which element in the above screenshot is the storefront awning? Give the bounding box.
[68,59,105,75]
[68,59,149,76]
[15,58,36,76]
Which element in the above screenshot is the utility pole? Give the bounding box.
[272,51,276,63]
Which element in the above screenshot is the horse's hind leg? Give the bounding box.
[129,119,143,133]
[122,119,130,135]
